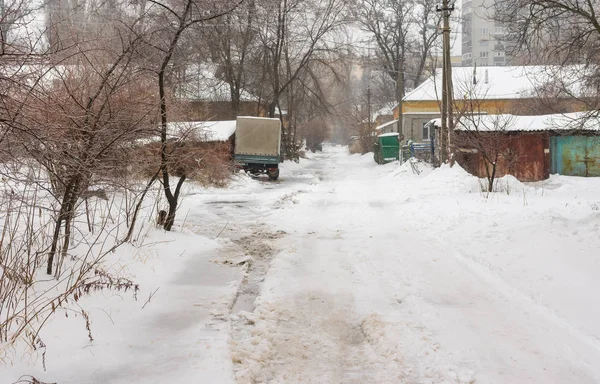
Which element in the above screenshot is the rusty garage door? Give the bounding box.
[550,136,600,177]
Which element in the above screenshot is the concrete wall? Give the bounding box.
[400,113,440,143]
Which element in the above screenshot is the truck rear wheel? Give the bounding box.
[267,168,279,181]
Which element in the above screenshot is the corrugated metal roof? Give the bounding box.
[454,112,600,132]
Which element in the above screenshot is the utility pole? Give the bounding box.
[367,83,372,131]
[436,0,454,165]
[396,2,404,148]
[367,85,371,125]
[397,59,403,140]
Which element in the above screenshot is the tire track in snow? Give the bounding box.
[345,242,476,384]
[432,236,600,382]
[230,292,405,384]
[228,232,408,383]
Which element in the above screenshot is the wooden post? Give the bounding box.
[436,0,455,165]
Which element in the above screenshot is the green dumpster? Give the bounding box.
[374,133,399,164]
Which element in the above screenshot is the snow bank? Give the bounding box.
[491,174,529,194]
[389,158,433,178]
[356,152,380,166]
[425,162,481,193]
[1,186,245,384]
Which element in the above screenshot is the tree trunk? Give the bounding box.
[487,161,497,193]
[47,178,77,275]
[56,190,78,277]
[231,87,241,118]
[124,169,160,242]
[156,1,193,232]
[164,174,186,231]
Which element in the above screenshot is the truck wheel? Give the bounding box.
[267,168,279,180]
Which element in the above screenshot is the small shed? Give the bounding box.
[451,112,600,181]
[166,120,237,142]
[177,64,265,120]
[169,120,237,161]
[548,115,600,176]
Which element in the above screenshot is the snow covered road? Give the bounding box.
[226,146,600,383]
[5,145,600,384]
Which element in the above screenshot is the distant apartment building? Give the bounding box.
[461,0,510,67]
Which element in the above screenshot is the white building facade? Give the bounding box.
[461,0,510,67]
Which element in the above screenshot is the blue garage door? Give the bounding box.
[550,136,600,177]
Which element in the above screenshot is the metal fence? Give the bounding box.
[401,141,435,163]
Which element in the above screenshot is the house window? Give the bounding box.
[422,122,431,141]
[480,51,489,58]
[480,28,489,35]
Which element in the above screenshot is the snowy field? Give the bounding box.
[3,144,600,383]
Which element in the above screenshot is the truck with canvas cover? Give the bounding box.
[234,116,282,180]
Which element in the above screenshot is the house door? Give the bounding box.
[550,136,600,177]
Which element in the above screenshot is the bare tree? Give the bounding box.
[411,0,442,88]
[453,88,519,192]
[494,0,600,112]
[251,0,346,158]
[138,0,242,231]
[18,39,155,275]
[198,0,257,118]
[351,0,413,103]
[0,1,157,359]
[0,0,43,56]
[455,114,518,192]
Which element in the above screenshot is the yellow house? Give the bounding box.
[394,65,587,142]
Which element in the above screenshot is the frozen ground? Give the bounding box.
[3,145,600,383]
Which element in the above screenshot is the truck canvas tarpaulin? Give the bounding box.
[234,117,282,180]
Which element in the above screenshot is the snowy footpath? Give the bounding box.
[4,145,600,383]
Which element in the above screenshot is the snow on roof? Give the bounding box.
[3,64,124,91]
[374,103,396,117]
[361,103,397,124]
[166,120,236,142]
[375,119,398,131]
[403,111,443,115]
[403,65,590,102]
[428,118,442,127]
[455,111,600,132]
[237,116,280,121]
[177,64,257,102]
[378,132,399,137]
